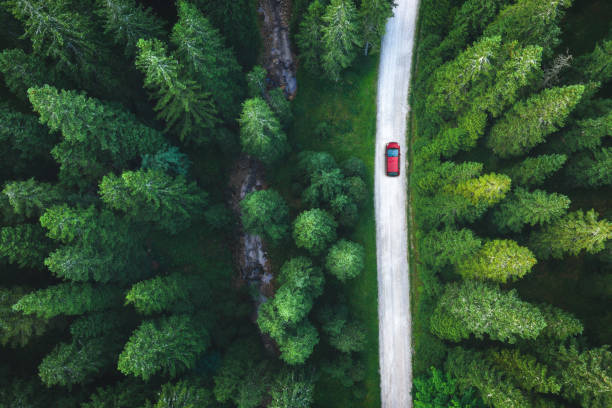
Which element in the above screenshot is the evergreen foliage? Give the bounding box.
[321,0,361,81]
[117,315,209,380]
[293,209,337,255]
[360,0,394,56]
[269,370,315,408]
[431,281,546,343]
[239,97,289,164]
[492,188,571,233]
[296,0,325,74]
[504,154,567,187]
[456,239,537,283]
[0,286,49,347]
[413,366,484,408]
[325,239,365,281]
[240,189,290,245]
[529,209,612,260]
[0,224,49,268]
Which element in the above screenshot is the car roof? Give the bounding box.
[387,142,400,149]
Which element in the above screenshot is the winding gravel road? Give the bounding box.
[374,0,418,407]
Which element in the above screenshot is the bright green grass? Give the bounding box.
[269,56,380,408]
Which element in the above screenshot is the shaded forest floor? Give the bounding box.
[268,56,380,408]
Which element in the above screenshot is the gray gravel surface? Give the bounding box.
[374,0,418,406]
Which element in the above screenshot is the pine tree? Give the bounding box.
[269,370,315,408]
[3,0,97,71]
[302,167,345,206]
[421,227,482,270]
[429,36,502,115]
[504,154,567,187]
[238,97,288,164]
[457,239,536,283]
[538,303,583,341]
[450,173,511,206]
[431,281,546,343]
[543,344,612,408]
[325,239,365,281]
[413,366,483,407]
[296,0,325,73]
[554,110,612,154]
[0,286,49,347]
[292,209,337,255]
[2,179,61,218]
[488,349,561,394]
[0,49,55,100]
[487,85,584,157]
[118,315,209,380]
[565,147,612,188]
[446,347,530,408]
[414,160,483,195]
[27,85,166,184]
[125,273,209,315]
[38,337,114,387]
[213,339,271,408]
[240,189,290,245]
[135,38,218,144]
[171,0,244,121]
[246,65,267,98]
[99,169,207,234]
[528,209,612,260]
[576,38,611,83]
[360,0,394,56]
[492,188,571,233]
[321,0,361,81]
[81,379,149,408]
[322,354,366,388]
[141,146,191,177]
[0,107,56,176]
[484,0,572,55]
[0,224,50,268]
[41,206,147,283]
[12,283,122,319]
[96,0,165,53]
[151,380,213,408]
[267,88,293,128]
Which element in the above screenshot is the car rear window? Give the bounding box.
[387,148,399,157]
[388,172,398,176]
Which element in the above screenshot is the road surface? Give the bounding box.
[374,0,418,407]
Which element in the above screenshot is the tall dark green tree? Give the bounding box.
[296,0,325,73]
[529,209,612,260]
[321,0,361,81]
[117,315,209,380]
[360,0,394,56]
[0,224,49,268]
[135,38,218,144]
[0,286,49,347]
[504,154,567,187]
[171,0,244,121]
[238,98,288,164]
[240,189,290,245]
[99,169,207,234]
[492,188,571,233]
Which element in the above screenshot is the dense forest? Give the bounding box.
[411,0,612,407]
[0,0,391,407]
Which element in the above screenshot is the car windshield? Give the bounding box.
[387,148,399,157]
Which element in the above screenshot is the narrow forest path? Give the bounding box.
[374,0,418,407]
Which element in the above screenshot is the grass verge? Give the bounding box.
[269,56,380,408]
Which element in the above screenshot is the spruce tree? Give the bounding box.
[38,337,114,387]
[446,347,530,408]
[238,97,288,164]
[99,169,207,234]
[171,0,244,121]
[565,147,612,188]
[277,320,319,365]
[2,179,61,218]
[3,0,97,70]
[0,286,49,347]
[457,239,537,283]
[504,154,567,187]
[576,38,612,84]
[296,0,325,73]
[420,227,482,270]
[484,0,572,55]
[449,173,511,206]
[152,381,213,408]
[0,49,54,100]
[431,281,546,343]
[492,188,571,233]
[12,283,122,319]
[321,0,361,81]
[488,349,561,394]
[135,38,218,144]
[96,0,165,53]
[538,303,583,341]
[269,370,315,408]
[529,209,612,260]
[0,224,49,268]
[488,85,584,157]
[118,315,209,380]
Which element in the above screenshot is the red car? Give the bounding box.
[385,142,400,176]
